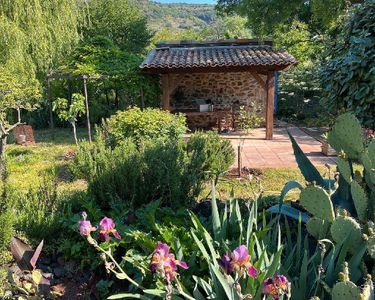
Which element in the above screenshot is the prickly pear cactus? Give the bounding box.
[300,186,335,222]
[332,263,362,300]
[306,217,330,240]
[330,216,363,254]
[337,157,352,183]
[360,275,374,300]
[368,141,375,167]
[361,152,375,188]
[351,180,368,223]
[367,233,375,259]
[327,113,365,160]
[332,281,361,300]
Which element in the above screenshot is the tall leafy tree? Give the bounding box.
[0,0,83,77]
[87,0,151,53]
[0,0,83,175]
[59,36,160,111]
[216,0,361,38]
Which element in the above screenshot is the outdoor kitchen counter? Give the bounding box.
[172,109,233,132]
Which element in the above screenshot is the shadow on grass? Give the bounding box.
[34,128,92,145]
[10,127,93,146]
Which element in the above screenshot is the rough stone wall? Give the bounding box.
[168,72,266,129]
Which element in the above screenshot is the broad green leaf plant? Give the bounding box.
[270,113,375,299]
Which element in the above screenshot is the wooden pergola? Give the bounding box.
[140,39,298,140]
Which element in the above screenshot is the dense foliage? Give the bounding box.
[87,0,151,53]
[216,0,371,127]
[73,128,235,211]
[0,0,82,77]
[73,114,375,299]
[79,190,290,300]
[321,0,375,128]
[51,1,160,124]
[277,66,331,125]
[0,0,82,167]
[216,0,358,38]
[104,107,187,146]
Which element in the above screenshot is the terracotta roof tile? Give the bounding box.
[141,44,297,72]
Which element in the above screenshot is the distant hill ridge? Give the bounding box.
[135,0,216,31]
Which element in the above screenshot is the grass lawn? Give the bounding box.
[7,128,88,192]
[6,128,327,201]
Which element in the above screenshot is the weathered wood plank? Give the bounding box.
[249,71,267,91]
[266,72,275,140]
[162,74,171,111]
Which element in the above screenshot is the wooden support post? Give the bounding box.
[266,72,275,140]
[162,74,170,111]
[238,145,242,177]
[83,76,92,143]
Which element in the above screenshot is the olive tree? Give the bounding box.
[0,66,40,176]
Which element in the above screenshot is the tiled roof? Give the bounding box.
[140,41,297,72]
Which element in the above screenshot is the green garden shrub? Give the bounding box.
[0,209,14,264]
[72,130,235,210]
[321,0,375,128]
[187,131,235,182]
[104,107,187,146]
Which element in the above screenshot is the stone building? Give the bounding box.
[140,39,297,139]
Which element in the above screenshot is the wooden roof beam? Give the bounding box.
[248,71,267,92]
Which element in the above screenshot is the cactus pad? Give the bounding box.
[332,281,361,300]
[361,275,374,300]
[327,113,365,159]
[337,157,352,183]
[300,186,335,222]
[368,140,375,166]
[351,180,368,222]
[361,152,375,188]
[306,217,330,239]
[331,216,362,254]
[368,235,375,259]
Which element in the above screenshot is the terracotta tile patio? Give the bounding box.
[223,127,337,169]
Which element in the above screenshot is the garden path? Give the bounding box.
[223,127,337,169]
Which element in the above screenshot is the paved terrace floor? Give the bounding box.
[222,127,337,169]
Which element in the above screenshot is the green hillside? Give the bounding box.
[136,0,216,31]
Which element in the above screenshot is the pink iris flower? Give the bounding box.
[150,242,188,282]
[79,220,96,236]
[263,275,290,299]
[99,217,121,241]
[231,245,258,278]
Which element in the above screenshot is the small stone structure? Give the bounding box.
[140,39,298,139]
[13,125,35,145]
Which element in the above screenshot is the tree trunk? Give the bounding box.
[0,135,8,180]
[71,122,78,146]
